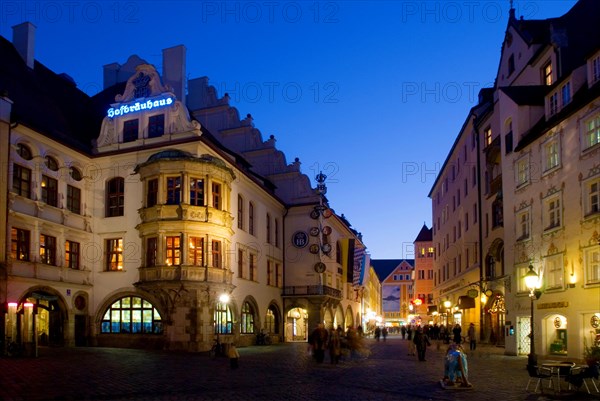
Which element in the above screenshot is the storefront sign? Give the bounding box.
[107,95,174,117]
[537,301,569,309]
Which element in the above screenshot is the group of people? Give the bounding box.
[309,323,367,364]
[401,322,477,351]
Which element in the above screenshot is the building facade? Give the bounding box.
[0,24,367,353]
[430,0,600,360]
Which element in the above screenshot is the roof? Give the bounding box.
[414,224,432,243]
[371,259,414,282]
[499,86,547,106]
[0,35,101,153]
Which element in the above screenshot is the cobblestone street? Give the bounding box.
[1,336,598,401]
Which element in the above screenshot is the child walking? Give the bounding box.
[228,343,240,369]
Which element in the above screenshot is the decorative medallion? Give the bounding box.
[310,209,320,219]
[291,231,309,248]
[591,315,600,329]
[309,244,320,254]
[74,295,86,311]
[321,243,332,254]
[309,227,320,237]
[314,262,326,273]
[322,209,333,219]
[322,226,332,236]
[554,317,562,329]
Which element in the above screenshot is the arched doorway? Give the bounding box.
[285,307,308,342]
[12,289,68,350]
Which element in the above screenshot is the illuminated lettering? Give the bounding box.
[107,96,174,118]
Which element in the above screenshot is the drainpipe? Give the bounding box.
[474,115,485,344]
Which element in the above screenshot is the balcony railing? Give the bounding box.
[282,285,342,299]
[139,265,233,284]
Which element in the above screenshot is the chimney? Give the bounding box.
[12,22,36,69]
[162,45,186,106]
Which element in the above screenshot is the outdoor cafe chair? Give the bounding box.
[526,365,555,393]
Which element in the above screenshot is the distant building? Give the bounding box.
[371,259,415,326]
[412,224,435,323]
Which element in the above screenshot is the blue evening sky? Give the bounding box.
[0,1,577,258]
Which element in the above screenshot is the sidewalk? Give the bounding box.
[0,337,598,401]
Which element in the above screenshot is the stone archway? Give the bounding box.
[18,287,69,348]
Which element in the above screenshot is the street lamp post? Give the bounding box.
[524,264,541,369]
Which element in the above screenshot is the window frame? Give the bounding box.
[65,240,80,270]
[146,178,158,207]
[106,178,125,217]
[584,176,600,218]
[583,245,600,286]
[12,164,32,198]
[123,118,139,143]
[543,193,562,232]
[165,236,181,266]
[544,253,564,291]
[66,184,81,214]
[249,202,255,235]
[190,177,204,206]
[166,176,181,205]
[148,114,165,138]
[516,207,531,242]
[582,113,600,151]
[542,135,561,174]
[106,238,124,271]
[240,302,255,334]
[237,195,244,230]
[41,175,59,207]
[101,296,163,334]
[39,234,57,265]
[146,237,157,267]
[212,182,221,210]
[515,155,530,188]
[188,236,204,266]
[212,240,222,268]
[11,227,30,261]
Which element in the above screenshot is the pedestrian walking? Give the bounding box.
[401,325,406,339]
[309,323,328,363]
[382,327,388,342]
[328,327,341,365]
[374,326,381,341]
[452,323,462,344]
[228,343,240,369]
[467,323,476,351]
[413,327,431,361]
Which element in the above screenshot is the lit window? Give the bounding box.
[40,234,57,265]
[265,307,277,334]
[101,296,163,334]
[214,301,233,334]
[106,238,123,271]
[41,175,58,207]
[65,240,80,269]
[11,228,30,261]
[240,302,255,334]
[188,237,204,266]
[484,127,492,146]
[166,236,181,266]
[583,114,600,150]
[543,62,553,86]
[515,156,529,187]
[543,138,560,172]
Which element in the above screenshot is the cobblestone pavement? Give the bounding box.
[1,336,598,401]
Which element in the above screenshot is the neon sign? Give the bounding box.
[107,96,174,118]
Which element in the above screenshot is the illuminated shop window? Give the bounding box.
[240,302,255,334]
[214,301,233,334]
[101,296,163,334]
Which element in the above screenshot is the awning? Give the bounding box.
[427,305,438,314]
[458,296,475,309]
